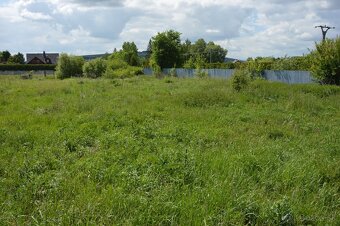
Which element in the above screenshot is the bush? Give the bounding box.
[105,68,142,79]
[310,37,340,85]
[231,69,251,92]
[169,68,177,77]
[104,58,143,79]
[83,58,107,78]
[21,71,33,80]
[55,54,85,79]
[150,60,162,78]
[195,69,208,78]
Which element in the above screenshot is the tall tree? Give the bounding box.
[8,52,25,64]
[150,30,182,69]
[191,38,207,56]
[121,42,139,66]
[204,41,228,63]
[0,50,11,63]
[146,39,152,58]
[181,39,192,63]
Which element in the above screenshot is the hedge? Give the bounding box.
[0,64,56,71]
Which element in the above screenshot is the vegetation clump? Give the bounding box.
[231,69,251,91]
[83,58,107,78]
[55,53,85,79]
[104,57,142,79]
[310,37,340,85]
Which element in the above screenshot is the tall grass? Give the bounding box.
[0,75,339,225]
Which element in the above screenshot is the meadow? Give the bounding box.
[0,75,339,225]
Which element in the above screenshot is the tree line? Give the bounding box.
[148,30,227,69]
[0,51,25,64]
[2,29,338,85]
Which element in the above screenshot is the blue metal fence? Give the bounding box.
[143,68,314,84]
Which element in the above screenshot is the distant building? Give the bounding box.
[26,52,59,64]
[224,57,243,63]
[81,53,109,61]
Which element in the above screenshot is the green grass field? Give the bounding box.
[0,75,339,225]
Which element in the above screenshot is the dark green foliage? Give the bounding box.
[311,37,340,85]
[121,42,139,66]
[146,39,152,58]
[83,58,107,78]
[183,39,228,67]
[150,30,182,69]
[205,41,228,63]
[191,38,207,56]
[109,42,140,67]
[7,52,25,64]
[0,50,11,63]
[0,64,56,71]
[55,53,85,79]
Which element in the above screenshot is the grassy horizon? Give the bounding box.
[0,75,339,225]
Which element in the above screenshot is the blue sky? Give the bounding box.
[0,0,339,59]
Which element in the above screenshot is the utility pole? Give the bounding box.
[315,25,335,41]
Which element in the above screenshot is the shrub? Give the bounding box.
[105,67,143,79]
[83,58,107,78]
[104,58,143,79]
[150,60,162,78]
[55,54,85,79]
[195,69,208,78]
[169,68,177,77]
[21,71,34,80]
[310,37,340,85]
[231,69,251,92]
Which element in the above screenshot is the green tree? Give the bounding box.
[181,39,192,63]
[183,55,206,69]
[150,30,182,69]
[105,57,142,79]
[83,58,107,78]
[7,52,25,64]
[146,39,152,59]
[55,53,85,79]
[0,50,11,63]
[110,42,139,66]
[205,41,227,63]
[182,39,228,67]
[191,38,207,56]
[310,37,340,85]
[121,42,139,66]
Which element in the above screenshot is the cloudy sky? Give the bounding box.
[0,0,339,59]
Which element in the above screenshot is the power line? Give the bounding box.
[315,25,335,41]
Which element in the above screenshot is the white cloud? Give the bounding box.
[0,0,338,58]
[20,8,52,20]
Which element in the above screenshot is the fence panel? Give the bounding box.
[144,68,314,84]
[262,70,313,84]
